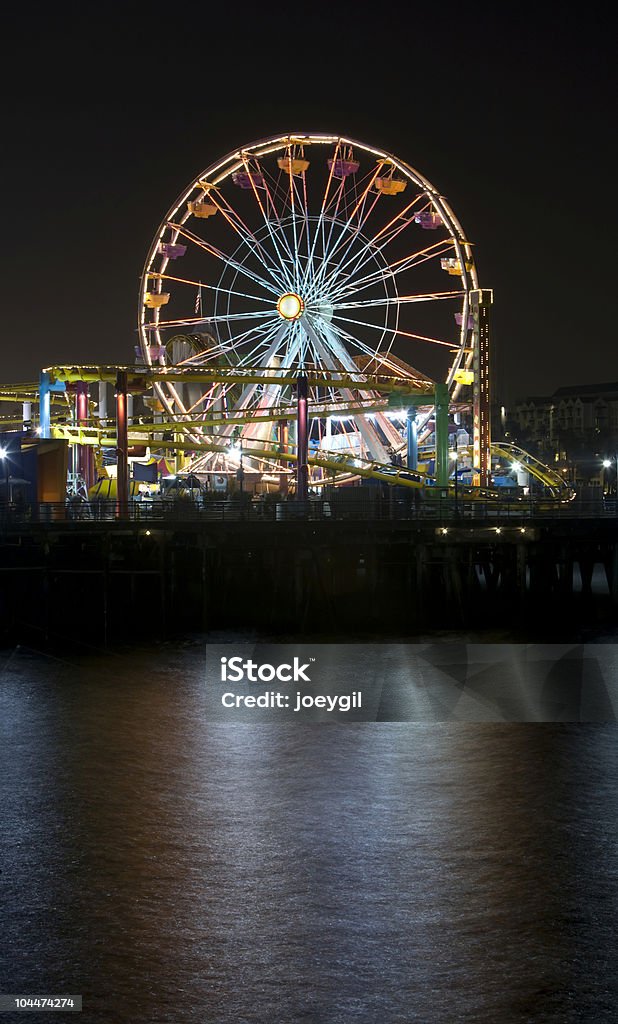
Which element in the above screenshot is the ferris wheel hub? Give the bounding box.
[277,292,304,321]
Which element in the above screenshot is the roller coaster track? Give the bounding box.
[35,365,572,500]
[49,423,433,490]
[52,426,569,500]
[490,442,575,499]
[43,364,434,396]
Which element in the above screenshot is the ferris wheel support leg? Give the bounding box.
[116,371,129,515]
[406,410,418,471]
[39,371,66,439]
[434,384,450,488]
[39,372,52,439]
[278,420,289,497]
[76,382,93,490]
[296,375,309,503]
[98,381,108,427]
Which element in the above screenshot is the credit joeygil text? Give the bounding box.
[219,657,361,712]
[221,691,362,712]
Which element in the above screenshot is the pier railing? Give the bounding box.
[0,496,616,526]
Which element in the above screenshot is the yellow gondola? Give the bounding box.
[187,200,217,218]
[277,156,310,175]
[440,258,473,276]
[144,292,170,308]
[375,160,406,195]
[375,176,406,195]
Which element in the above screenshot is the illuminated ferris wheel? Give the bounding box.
[139,133,478,471]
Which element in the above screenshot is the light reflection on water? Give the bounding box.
[1,645,618,1022]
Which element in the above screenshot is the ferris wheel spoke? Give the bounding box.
[321,194,427,295]
[305,319,392,463]
[303,179,349,298]
[300,160,313,282]
[322,195,439,294]
[367,194,428,246]
[168,222,282,297]
[190,309,278,326]
[332,290,464,311]
[327,332,416,383]
[331,311,455,349]
[301,316,348,372]
[147,271,275,308]
[239,323,292,369]
[225,322,294,418]
[304,314,384,374]
[330,210,454,287]
[227,320,286,365]
[155,381,189,418]
[299,139,343,296]
[148,309,279,334]
[309,166,383,298]
[238,157,297,288]
[205,192,290,291]
[248,171,299,274]
[210,261,272,333]
[313,316,387,365]
[174,317,283,368]
[268,164,295,215]
[185,319,278,361]
[278,319,298,367]
[282,159,302,294]
[143,315,217,333]
[310,174,354,293]
[328,240,457,304]
[260,172,299,269]
[310,192,383,301]
[190,332,290,423]
[185,379,240,417]
[234,325,288,371]
[184,382,227,416]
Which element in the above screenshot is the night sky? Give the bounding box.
[1,4,615,403]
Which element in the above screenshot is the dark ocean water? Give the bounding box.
[1,642,618,1023]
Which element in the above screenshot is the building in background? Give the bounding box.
[509,382,618,492]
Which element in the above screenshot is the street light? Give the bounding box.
[0,446,9,504]
[602,455,617,507]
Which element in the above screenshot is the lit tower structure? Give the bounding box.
[471,288,493,489]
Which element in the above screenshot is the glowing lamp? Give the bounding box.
[277,293,304,321]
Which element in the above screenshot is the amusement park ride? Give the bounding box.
[1,134,572,505]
